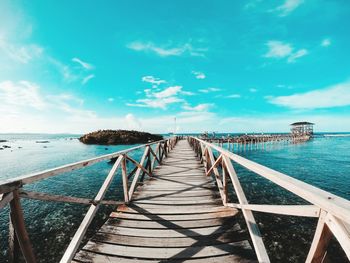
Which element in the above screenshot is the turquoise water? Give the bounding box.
[0,134,349,262]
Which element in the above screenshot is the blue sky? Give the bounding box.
[0,0,350,133]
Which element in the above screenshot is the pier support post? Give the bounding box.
[8,212,20,263]
[9,189,36,263]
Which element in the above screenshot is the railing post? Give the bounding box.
[121,155,129,203]
[8,212,20,263]
[306,210,332,263]
[9,189,36,263]
[147,148,152,176]
[222,159,228,205]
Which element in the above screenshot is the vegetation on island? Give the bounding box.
[79,130,163,145]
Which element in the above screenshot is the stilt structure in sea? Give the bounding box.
[0,135,349,262]
[201,121,315,150]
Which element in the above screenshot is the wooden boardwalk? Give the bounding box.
[73,140,257,262]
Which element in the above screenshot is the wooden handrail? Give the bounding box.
[0,136,180,263]
[188,136,350,263]
[0,139,169,195]
[191,137,350,222]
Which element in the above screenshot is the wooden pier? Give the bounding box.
[0,136,350,262]
[73,140,257,262]
[201,133,311,150]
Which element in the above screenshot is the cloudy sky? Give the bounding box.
[1,0,349,134]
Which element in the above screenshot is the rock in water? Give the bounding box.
[79,130,163,145]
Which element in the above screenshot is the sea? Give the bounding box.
[0,133,349,262]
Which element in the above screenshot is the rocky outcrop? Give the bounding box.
[79,130,163,145]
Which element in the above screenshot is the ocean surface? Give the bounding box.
[0,133,349,262]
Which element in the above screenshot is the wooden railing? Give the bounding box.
[0,136,179,263]
[188,136,350,263]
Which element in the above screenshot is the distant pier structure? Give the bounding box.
[290,121,314,136]
[200,121,315,150]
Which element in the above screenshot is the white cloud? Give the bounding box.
[82,74,95,85]
[127,97,183,109]
[268,82,350,109]
[265,41,292,58]
[127,85,185,109]
[127,41,207,57]
[192,71,206,79]
[107,98,114,102]
[321,38,331,47]
[0,38,43,64]
[0,81,46,110]
[182,103,212,112]
[264,41,308,63]
[153,86,182,99]
[226,94,241,98]
[72,57,94,70]
[142,76,166,86]
[275,0,304,16]
[125,113,142,130]
[287,49,308,63]
[199,87,221,93]
[181,90,196,96]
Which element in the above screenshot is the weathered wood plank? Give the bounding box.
[111,209,239,221]
[74,251,256,263]
[92,230,248,246]
[104,217,234,229]
[116,204,237,214]
[81,240,254,259]
[19,190,123,206]
[99,223,241,238]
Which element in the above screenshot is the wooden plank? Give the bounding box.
[111,209,238,221]
[74,251,257,263]
[116,204,237,215]
[19,190,123,206]
[92,230,248,246]
[105,217,233,229]
[227,203,320,217]
[99,224,241,238]
[223,155,270,262]
[60,155,123,263]
[132,199,222,205]
[81,240,253,259]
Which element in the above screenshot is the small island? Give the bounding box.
[79,130,163,145]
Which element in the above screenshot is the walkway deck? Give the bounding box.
[73,140,257,262]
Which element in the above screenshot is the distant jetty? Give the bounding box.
[79,130,163,145]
